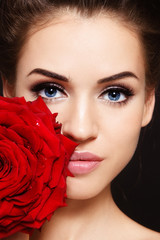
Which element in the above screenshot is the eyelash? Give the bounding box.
[31,82,134,105]
[31,82,67,101]
[99,84,134,106]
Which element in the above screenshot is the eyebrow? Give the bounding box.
[27,68,68,82]
[28,68,138,84]
[98,71,139,84]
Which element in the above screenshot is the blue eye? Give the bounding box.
[100,86,133,104]
[39,86,64,99]
[108,91,121,101]
[43,87,59,98]
[31,82,67,100]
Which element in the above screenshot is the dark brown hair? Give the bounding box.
[0,0,160,90]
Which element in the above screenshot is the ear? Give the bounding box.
[2,77,14,98]
[141,90,155,127]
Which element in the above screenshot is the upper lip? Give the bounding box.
[70,151,103,161]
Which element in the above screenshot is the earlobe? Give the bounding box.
[2,77,14,98]
[141,90,155,127]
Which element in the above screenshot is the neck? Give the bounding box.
[31,185,119,240]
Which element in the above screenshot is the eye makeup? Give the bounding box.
[31,81,67,101]
[99,83,135,106]
[30,79,135,107]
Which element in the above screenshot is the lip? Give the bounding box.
[68,151,103,175]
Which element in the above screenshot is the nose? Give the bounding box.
[62,100,98,143]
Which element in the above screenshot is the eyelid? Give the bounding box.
[98,84,134,106]
[31,81,67,94]
[99,84,134,96]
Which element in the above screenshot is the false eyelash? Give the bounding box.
[103,81,134,92]
[103,85,134,96]
[31,81,65,93]
[100,84,135,106]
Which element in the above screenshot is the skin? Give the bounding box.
[3,11,160,240]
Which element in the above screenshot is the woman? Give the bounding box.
[0,0,160,239]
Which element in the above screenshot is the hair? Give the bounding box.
[0,0,160,91]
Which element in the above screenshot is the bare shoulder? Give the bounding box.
[131,221,160,240]
[120,212,160,240]
[140,228,160,240]
[111,204,160,240]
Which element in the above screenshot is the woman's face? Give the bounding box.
[4,12,154,200]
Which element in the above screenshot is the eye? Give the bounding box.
[40,86,62,99]
[99,86,134,104]
[31,82,67,100]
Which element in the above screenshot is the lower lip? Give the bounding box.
[68,161,101,175]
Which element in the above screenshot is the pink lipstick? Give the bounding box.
[68,151,102,175]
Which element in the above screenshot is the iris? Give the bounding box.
[108,91,121,101]
[45,87,57,98]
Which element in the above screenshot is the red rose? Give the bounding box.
[0,96,76,238]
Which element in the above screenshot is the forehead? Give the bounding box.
[18,12,145,81]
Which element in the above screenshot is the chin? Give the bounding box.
[66,190,94,200]
[66,175,106,200]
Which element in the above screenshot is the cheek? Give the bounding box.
[102,106,143,167]
[46,104,69,122]
[94,110,143,190]
[111,122,140,161]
